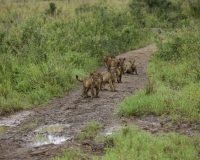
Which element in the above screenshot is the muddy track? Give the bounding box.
[0,44,199,160]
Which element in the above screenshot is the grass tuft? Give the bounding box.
[76,121,103,142]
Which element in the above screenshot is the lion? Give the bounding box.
[101,56,112,68]
[100,67,117,92]
[76,72,101,98]
[124,59,138,75]
[116,66,123,83]
[118,58,126,75]
[101,56,120,71]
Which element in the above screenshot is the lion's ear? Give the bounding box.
[90,73,94,76]
[123,58,126,61]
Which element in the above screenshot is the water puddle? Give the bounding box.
[104,125,121,135]
[32,124,71,146]
[0,110,33,127]
[0,126,11,137]
[33,134,70,146]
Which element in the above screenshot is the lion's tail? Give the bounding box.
[76,75,83,82]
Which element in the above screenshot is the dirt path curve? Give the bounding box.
[0,44,159,159]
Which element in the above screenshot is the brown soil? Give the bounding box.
[0,44,199,160]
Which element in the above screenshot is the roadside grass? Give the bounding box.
[117,25,200,123]
[52,126,200,160]
[52,148,90,160]
[100,127,200,160]
[76,120,103,142]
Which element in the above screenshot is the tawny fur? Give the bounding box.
[124,59,138,75]
[118,58,126,75]
[100,69,117,92]
[101,56,120,71]
[76,72,101,98]
[116,66,123,83]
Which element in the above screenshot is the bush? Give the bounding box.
[0,1,153,114]
[188,0,200,18]
[46,2,57,16]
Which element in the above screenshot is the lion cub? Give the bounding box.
[100,67,117,92]
[76,72,101,98]
[116,66,123,83]
[118,58,126,75]
[101,56,120,71]
[116,58,126,82]
[125,59,138,75]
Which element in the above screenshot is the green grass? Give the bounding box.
[52,148,90,160]
[100,127,200,160]
[0,0,154,114]
[53,126,200,160]
[117,25,200,123]
[76,120,103,142]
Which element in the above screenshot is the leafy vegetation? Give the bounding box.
[1,0,200,159]
[128,0,189,28]
[76,120,102,142]
[117,25,200,123]
[54,126,200,160]
[52,148,90,160]
[0,0,153,114]
[116,0,200,123]
[101,127,200,160]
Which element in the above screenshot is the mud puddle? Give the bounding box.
[104,125,121,136]
[0,110,34,127]
[32,124,72,146]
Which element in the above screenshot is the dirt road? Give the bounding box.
[0,44,198,160]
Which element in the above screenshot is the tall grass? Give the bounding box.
[117,25,200,123]
[0,0,154,114]
[128,0,189,28]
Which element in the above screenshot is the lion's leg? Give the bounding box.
[85,88,90,98]
[135,68,138,75]
[95,87,99,98]
[131,68,134,75]
[124,68,128,74]
[109,80,114,92]
[99,83,102,91]
[119,74,122,83]
[117,76,120,83]
[101,82,106,90]
[113,81,117,91]
[91,86,95,98]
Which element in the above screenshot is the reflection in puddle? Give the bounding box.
[33,134,70,146]
[0,126,10,136]
[105,126,121,135]
[32,124,71,146]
